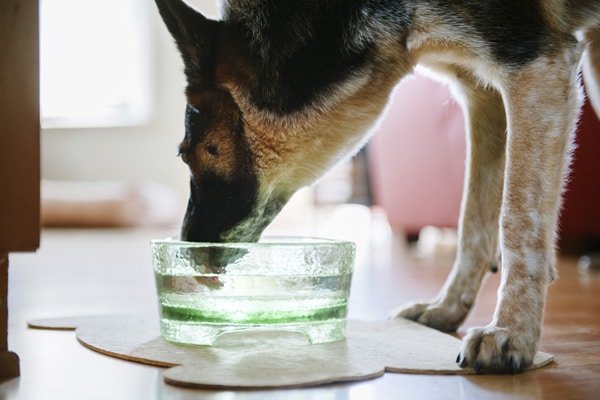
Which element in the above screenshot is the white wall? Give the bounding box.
[41,1,220,208]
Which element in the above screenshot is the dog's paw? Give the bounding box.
[389,300,469,333]
[456,325,537,373]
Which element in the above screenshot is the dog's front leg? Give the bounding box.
[391,71,507,332]
[458,46,583,373]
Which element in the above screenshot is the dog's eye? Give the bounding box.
[205,143,218,156]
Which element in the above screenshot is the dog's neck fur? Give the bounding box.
[216,1,415,193]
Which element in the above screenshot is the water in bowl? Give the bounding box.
[156,273,351,345]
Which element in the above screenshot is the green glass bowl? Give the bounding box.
[151,237,356,346]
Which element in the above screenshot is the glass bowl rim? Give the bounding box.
[151,236,356,249]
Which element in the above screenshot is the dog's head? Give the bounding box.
[156,0,411,242]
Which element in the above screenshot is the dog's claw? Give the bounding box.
[509,357,520,375]
[459,357,468,369]
[510,358,517,374]
[456,353,461,363]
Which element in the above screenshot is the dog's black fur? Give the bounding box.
[156,0,600,373]
[224,1,552,112]
[225,1,411,113]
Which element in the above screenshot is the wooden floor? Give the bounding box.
[1,223,599,399]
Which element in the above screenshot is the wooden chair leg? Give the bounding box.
[0,252,19,379]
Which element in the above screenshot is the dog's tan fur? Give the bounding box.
[213,36,414,241]
[156,0,600,373]
[221,40,411,190]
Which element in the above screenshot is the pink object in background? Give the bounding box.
[368,72,600,249]
[368,73,466,235]
[559,93,600,248]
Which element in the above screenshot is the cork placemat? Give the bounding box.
[28,316,554,389]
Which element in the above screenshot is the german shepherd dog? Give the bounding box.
[155,0,600,373]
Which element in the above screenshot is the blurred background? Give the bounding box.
[40,0,217,228]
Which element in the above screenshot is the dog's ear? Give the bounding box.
[155,0,220,90]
